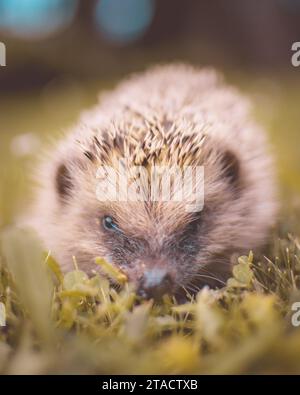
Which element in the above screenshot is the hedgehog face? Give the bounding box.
[30,65,277,299]
[49,142,245,299]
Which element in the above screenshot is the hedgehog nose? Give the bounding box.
[137,268,173,300]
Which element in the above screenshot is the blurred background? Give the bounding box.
[0,0,300,227]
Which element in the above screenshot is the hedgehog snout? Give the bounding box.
[136,268,174,300]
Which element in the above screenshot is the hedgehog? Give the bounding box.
[29,64,278,299]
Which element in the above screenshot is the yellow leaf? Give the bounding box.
[95,257,127,284]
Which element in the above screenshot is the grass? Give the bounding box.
[1,73,300,374]
[0,228,300,374]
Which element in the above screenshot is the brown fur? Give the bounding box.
[28,64,278,295]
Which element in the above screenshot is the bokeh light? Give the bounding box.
[0,0,78,39]
[95,0,155,45]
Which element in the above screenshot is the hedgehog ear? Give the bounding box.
[55,162,74,201]
[220,149,240,187]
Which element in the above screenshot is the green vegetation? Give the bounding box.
[0,227,300,374]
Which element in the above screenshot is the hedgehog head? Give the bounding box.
[31,65,277,299]
[39,119,267,300]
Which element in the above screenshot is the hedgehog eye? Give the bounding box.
[102,216,120,232]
